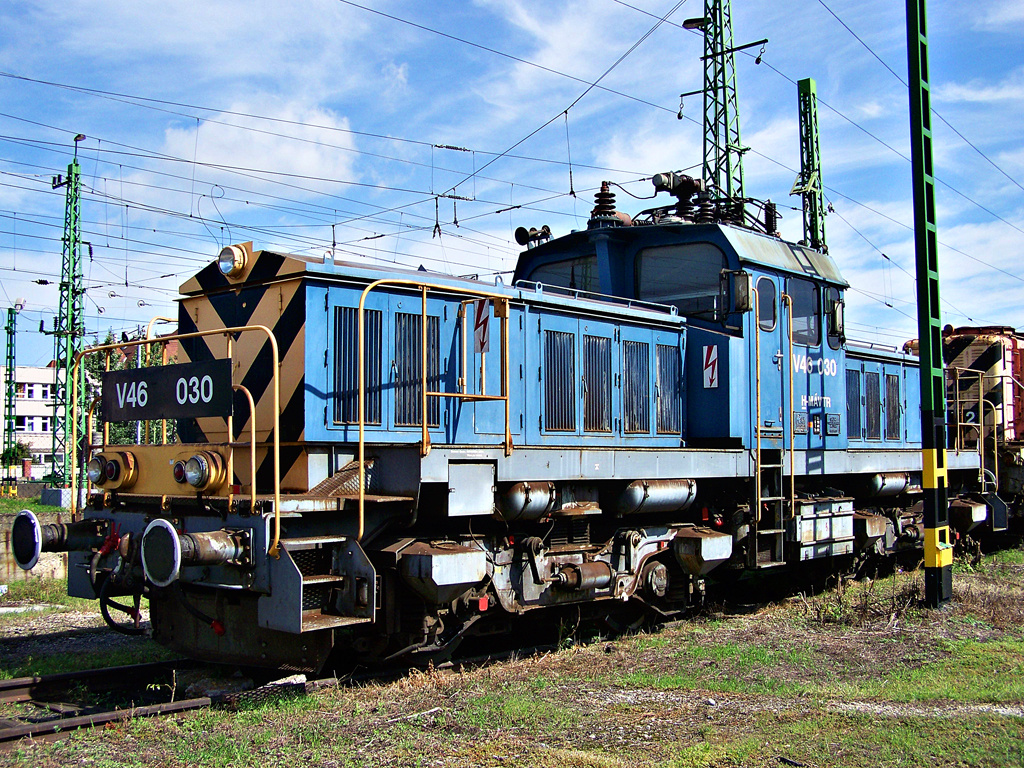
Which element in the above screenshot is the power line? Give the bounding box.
[812,0,1024,195]
[0,71,655,176]
[332,0,677,117]
[432,0,689,196]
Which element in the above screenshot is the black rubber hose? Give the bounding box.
[99,575,146,636]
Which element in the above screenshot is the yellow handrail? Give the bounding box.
[945,366,1018,491]
[231,384,259,512]
[144,316,175,445]
[782,292,795,516]
[357,279,513,541]
[71,325,282,557]
[753,285,762,563]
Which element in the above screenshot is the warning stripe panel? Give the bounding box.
[944,331,1021,444]
[175,249,309,491]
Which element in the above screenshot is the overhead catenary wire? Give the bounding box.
[812,0,1024,195]
[0,2,1019,355]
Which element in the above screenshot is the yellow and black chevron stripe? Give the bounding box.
[177,247,310,493]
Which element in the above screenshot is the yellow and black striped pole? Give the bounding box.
[907,0,952,606]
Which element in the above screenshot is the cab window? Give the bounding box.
[636,243,727,316]
[788,277,820,346]
[826,286,844,350]
[757,277,776,331]
[528,255,598,291]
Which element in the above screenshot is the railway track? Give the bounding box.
[0,642,565,748]
[0,660,209,747]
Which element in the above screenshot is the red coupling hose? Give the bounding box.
[210,620,226,637]
[98,523,122,557]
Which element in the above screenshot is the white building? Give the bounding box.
[1,365,60,474]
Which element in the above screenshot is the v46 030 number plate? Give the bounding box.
[102,359,233,422]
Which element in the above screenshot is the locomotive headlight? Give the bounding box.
[217,244,247,277]
[183,452,225,491]
[87,457,106,485]
[184,455,208,487]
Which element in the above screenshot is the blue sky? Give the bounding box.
[0,0,1021,365]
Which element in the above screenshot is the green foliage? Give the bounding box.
[1,440,31,464]
[83,331,177,445]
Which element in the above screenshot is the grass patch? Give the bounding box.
[0,497,61,516]
[457,687,577,731]
[621,639,814,697]
[823,638,1024,703]
[0,641,178,679]
[0,577,93,609]
[749,711,1024,768]
[987,547,1024,566]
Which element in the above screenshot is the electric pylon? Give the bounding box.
[2,305,18,496]
[906,0,951,607]
[791,77,826,252]
[702,0,745,212]
[50,139,87,487]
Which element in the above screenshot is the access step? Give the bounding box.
[280,535,350,551]
[301,609,370,632]
[302,574,346,587]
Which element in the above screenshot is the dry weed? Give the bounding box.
[799,569,923,629]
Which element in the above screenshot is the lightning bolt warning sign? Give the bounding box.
[703,345,718,389]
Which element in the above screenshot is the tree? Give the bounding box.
[84,331,177,446]
[1,440,30,465]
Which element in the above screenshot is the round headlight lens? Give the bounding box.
[184,455,209,488]
[217,245,246,277]
[104,460,120,482]
[87,457,105,485]
[172,460,187,484]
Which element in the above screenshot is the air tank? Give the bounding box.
[617,479,697,516]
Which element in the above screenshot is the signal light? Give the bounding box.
[89,452,138,490]
[172,460,187,484]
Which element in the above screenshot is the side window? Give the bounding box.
[826,286,844,350]
[334,306,382,425]
[622,341,650,433]
[846,369,862,439]
[636,243,727,317]
[757,277,776,331]
[394,313,441,428]
[656,344,682,434]
[544,330,576,431]
[865,372,881,440]
[583,335,612,432]
[788,278,821,346]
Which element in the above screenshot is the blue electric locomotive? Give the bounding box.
[12,176,991,670]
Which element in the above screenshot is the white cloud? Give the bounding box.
[934,68,1024,104]
[162,98,359,200]
[974,0,1024,29]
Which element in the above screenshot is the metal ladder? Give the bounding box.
[751,288,795,568]
[753,443,786,566]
